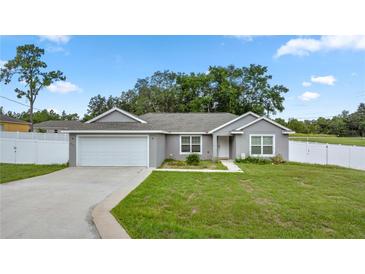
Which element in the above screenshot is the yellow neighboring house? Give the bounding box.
[0,114,31,132]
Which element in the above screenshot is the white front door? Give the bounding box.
[218,136,229,158]
[77,135,148,167]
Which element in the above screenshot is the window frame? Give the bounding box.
[179,135,203,155]
[249,134,275,157]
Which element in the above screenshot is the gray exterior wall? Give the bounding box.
[68,133,165,168]
[213,114,257,135]
[95,111,138,123]
[149,134,166,167]
[233,119,289,160]
[165,134,213,161]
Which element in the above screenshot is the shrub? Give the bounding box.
[186,154,200,165]
[235,156,271,164]
[271,154,285,164]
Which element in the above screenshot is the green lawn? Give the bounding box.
[112,162,365,238]
[0,163,67,184]
[159,159,227,170]
[289,133,365,146]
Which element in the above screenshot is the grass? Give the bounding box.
[0,163,67,184]
[289,133,365,146]
[159,159,227,170]
[112,162,365,238]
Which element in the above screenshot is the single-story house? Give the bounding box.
[62,107,294,167]
[0,114,30,132]
[34,120,83,133]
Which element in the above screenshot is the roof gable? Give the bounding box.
[208,112,260,134]
[234,116,294,133]
[85,107,146,124]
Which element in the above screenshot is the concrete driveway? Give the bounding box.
[0,167,151,239]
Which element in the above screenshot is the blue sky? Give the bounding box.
[1,35,364,120]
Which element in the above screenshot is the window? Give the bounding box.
[250,135,274,156]
[180,135,202,154]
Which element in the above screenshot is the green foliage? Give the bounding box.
[3,108,79,124]
[186,154,200,165]
[271,154,285,164]
[235,156,271,164]
[0,44,66,130]
[83,65,289,121]
[279,103,365,137]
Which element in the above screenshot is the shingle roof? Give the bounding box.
[62,112,238,132]
[34,120,83,129]
[0,114,30,124]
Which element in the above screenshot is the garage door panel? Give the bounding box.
[77,136,148,166]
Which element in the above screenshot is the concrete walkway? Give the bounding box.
[221,160,243,172]
[158,160,243,173]
[0,167,149,239]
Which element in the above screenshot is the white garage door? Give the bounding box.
[77,136,148,166]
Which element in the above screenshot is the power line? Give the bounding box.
[0,95,42,111]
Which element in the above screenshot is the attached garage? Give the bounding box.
[76,135,149,167]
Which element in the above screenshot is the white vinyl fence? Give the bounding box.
[289,141,365,171]
[0,132,69,164]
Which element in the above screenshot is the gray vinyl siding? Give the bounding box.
[95,111,138,122]
[165,134,213,161]
[233,119,289,160]
[68,133,165,168]
[213,114,257,135]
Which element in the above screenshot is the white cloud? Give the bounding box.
[298,91,320,101]
[302,81,312,87]
[46,81,81,94]
[0,60,7,68]
[39,35,71,44]
[311,75,336,85]
[275,35,365,58]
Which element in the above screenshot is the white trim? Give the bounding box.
[208,111,260,134]
[168,132,206,134]
[76,134,149,167]
[179,135,203,155]
[249,134,276,157]
[282,130,296,134]
[235,116,292,132]
[62,130,167,134]
[85,107,147,124]
[231,131,244,134]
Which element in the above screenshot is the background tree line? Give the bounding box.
[1,107,79,124]
[274,103,365,137]
[83,65,289,120]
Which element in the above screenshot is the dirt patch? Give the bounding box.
[240,179,254,193]
[255,197,272,205]
[272,214,293,228]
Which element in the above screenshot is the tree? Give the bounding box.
[0,44,65,131]
[61,110,79,121]
[84,65,289,119]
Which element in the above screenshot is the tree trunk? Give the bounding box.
[29,100,33,132]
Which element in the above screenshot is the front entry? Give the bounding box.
[217,136,229,158]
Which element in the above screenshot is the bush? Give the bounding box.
[186,154,200,165]
[235,156,271,164]
[271,154,285,164]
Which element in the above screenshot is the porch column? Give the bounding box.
[212,134,218,161]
